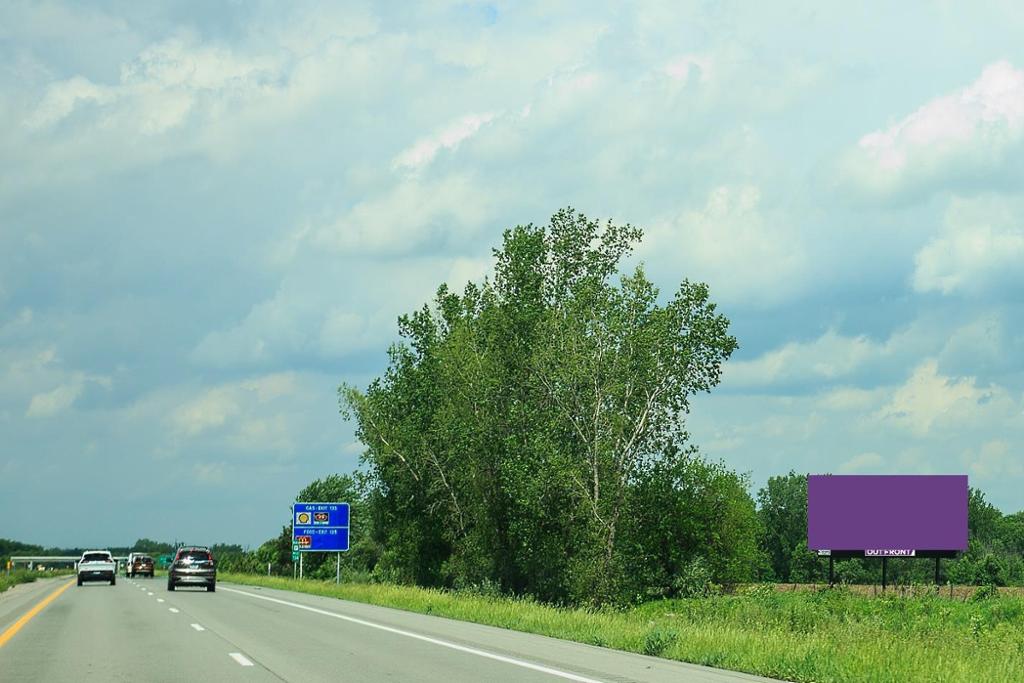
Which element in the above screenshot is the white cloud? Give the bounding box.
[192,294,391,368]
[821,387,886,412]
[172,373,297,437]
[172,387,240,436]
[317,309,384,357]
[722,311,1020,392]
[193,461,226,485]
[965,440,1024,481]
[23,36,285,136]
[2,307,34,331]
[24,76,115,129]
[192,251,491,369]
[241,374,297,402]
[269,5,380,56]
[23,370,110,418]
[393,112,498,171]
[663,54,713,83]
[230,416,293,453]
[726,329,882,388]
[26,382,83,418]
[342,440,364,456]
[839,452,884,474]
[913,195,1024,294]
[307,174,498,255]
[875,360,1009,436]
[840,60,1024,197]
[643,185,808,307]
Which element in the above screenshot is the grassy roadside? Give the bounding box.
[0,570,37,594]
[220,573,1024,682]
[0,569,72,593]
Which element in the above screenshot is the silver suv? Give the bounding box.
[167,546,216,592]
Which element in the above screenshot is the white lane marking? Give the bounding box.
[190,623,206,632]
[221,587,604,683]
[147,592,154,596]
[229,653,254,667]
[157,598,165,603]
[168,608,180,613]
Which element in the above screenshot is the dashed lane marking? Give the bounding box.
[190,623,206,632]
[229,653,254,667]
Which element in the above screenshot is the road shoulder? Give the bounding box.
[219,581,782,683]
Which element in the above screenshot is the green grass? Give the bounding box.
[0,569,76,594]
[0,570,40,593]
[220,573,1024,682]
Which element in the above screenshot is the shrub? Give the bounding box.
[672,557,720,598]
[642,626,679,656]
[970,584,999,602]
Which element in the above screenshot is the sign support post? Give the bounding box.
[336,553,340,584]
[299,552,303,581]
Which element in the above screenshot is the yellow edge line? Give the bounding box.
[0,579,75,648]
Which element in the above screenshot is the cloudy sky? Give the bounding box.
[2,1,1023,549]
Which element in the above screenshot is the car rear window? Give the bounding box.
[82,553,110,563]
[179,551,211,562]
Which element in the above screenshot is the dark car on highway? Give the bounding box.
[130,554,155,578]
[167,546,216,592]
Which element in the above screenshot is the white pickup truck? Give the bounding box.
[125,552,140,577]
[77,550,117,586]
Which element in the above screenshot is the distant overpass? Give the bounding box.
[9,556,130,569]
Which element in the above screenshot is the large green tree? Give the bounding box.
[342,209,741,604]
[625,449,766,596]
[757,471,812,582]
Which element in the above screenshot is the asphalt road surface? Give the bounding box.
[0,576,781,682]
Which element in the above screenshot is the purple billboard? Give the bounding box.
[807,475,968,553]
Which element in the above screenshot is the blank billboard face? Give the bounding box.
[807,475,968,552]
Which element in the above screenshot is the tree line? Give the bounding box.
[0,538,245,562]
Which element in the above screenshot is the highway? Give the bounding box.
[0,577,779,682]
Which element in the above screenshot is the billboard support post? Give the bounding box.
[828,556,834,587]
[935,557,940,586]
[881,557,888,591]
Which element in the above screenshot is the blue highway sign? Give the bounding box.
[293,502,350,552]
